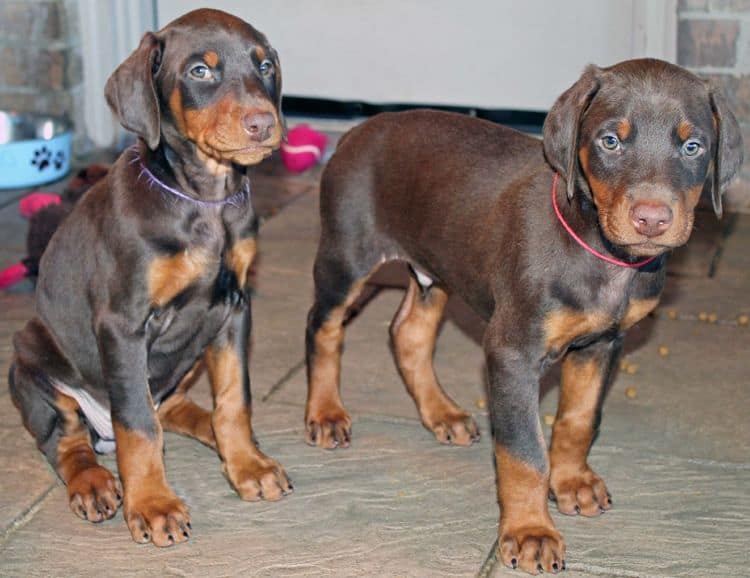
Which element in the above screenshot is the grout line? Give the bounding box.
[260,359,306,402]
[476,537,498,578]
[0,188,34,211]
[0,482,59,547]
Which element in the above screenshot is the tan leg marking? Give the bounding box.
[206,346,291,501]
[495,445,565,574]
[391,277,478,445]
[225,237,257,289]
[306,275,374,449]
[549,355,612,517]
[158,395,216,449]
[114,422,190,547]
[158,359,215,448]
[55,393,121,523]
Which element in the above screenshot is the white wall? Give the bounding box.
[78,0,154,148]
[157,0,676,111]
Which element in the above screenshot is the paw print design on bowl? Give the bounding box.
[54,150,66,170]
[31,146,53,171]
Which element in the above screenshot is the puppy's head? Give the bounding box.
[544,58,743,257]
[105,8,283,166]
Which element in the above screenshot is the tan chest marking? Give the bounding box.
[148,250,211,307]
[225,238,257,289]
[620,297,659,330]
[544,309,612,354]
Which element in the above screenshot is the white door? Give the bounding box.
[157,0,677,111]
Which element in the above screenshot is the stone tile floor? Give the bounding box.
[0,138,748,577]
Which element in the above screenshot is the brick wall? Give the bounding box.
[678,0,750,212]
[0,0,85,153]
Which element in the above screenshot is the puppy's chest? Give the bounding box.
[544,270,662,356]
[146,214,256,309]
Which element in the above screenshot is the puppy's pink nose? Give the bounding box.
[243,112,275,142]
[630,201,673,238]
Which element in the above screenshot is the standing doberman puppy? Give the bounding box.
[305,59,742,573]
[9,9,291,547]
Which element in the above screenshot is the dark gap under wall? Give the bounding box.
[282,96,547,135]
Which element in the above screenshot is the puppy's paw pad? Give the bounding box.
[124,494,190,547]
[67,466,122,523]
[427,411,479,446]
[550,467,611,517]
[228,456,293,502]
[305,406,351,449]
[499,526,565,575]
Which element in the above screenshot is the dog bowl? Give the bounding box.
[0,111,72,189]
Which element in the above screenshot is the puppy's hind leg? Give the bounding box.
[305,247,381,449]
[390,272,479,446]
[10,321,122,523]
[158,361,216,449]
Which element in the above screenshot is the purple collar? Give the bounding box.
[129,146,249,209]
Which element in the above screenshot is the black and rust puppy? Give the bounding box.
[9,9,291,547]
[305,59,742,572]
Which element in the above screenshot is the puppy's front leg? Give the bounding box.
[549,339,618,517]
[206,305,292,502]
[97,312,191,547]
[485,317,565,575]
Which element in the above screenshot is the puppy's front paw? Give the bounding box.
[421,400,479,446]
[124,492,191,547]
[67,465,122,522]
[224,453,293,502]
[499,525,566,575]
[305,403,351,449]
[426,411,479,446]
[550,466,612,517]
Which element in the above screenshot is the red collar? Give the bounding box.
[552,173,657,269]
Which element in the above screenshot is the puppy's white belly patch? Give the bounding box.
[52,381,158,454]
[412,267,434,288]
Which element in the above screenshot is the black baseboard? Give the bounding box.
[282,96,546,134]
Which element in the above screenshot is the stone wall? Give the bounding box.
[678,0,750,212]
[0,0,85,153]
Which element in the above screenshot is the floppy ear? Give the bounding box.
[707,85,743,218]
[543,65,601,201]
[105,32,163,150]
[268,46,287,141]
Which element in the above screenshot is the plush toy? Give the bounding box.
[280,124,328,173]
[0,164,109,290]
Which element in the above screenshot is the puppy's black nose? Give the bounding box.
[630,201,673,237]
[243,112,275,142]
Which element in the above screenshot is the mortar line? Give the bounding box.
[260,359,306,402]
[476,537,498,578]
[0,482,59,547]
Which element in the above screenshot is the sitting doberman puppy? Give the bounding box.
[9,9,291,547]
[304,59,742,573]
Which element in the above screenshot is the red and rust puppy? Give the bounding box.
[9,9,290,547]
[305,59,742,572]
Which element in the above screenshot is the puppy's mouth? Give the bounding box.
[617,239,674,257]
[199,141,279,166]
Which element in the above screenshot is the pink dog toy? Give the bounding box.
[0,262,28,289]
[280,125,328,173]
[19,192,61,218]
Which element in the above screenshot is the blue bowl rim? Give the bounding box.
[0,111,72,145]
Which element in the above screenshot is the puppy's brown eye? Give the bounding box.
[600,134,620,151]
[259,59,273,77]
[682,140,702,157]
[189,64,212,80]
